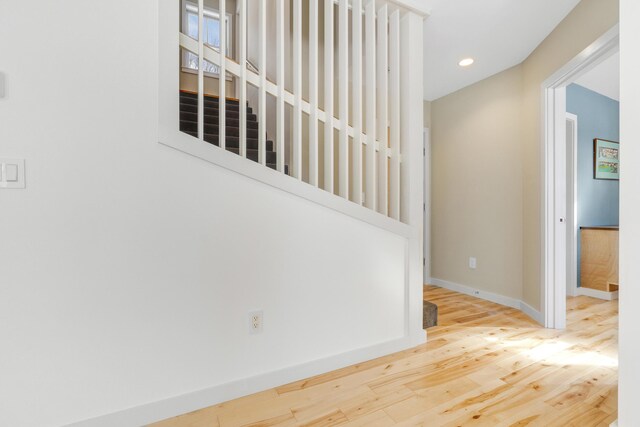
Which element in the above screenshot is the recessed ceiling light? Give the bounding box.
[458,58,474,67]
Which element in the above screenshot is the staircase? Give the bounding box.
[179,91,285,172]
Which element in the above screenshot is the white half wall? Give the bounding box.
[0,1,424,426]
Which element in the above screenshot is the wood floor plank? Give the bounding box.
[338,387,414,421]
[150,285,618,427]
[297,409,348,427]
[340,409,396,427]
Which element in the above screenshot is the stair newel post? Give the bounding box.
[197,0,205,141]
[376,4,389,216]
[364,0,377,210]
[292,0,302,179]
[400,10,425,343]
[309,0,319,187]
[219,0,226,150]
[258,0,267,166]
[323,0,334,192]
[389,9,401,221]
[338,0,349,198]
[239,0,247,158]
[276,0,285,173]
[352,0,363,205]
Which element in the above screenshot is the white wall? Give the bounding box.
[0,1,420,426]
[618,0,640,424]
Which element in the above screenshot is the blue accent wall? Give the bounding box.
[566,83,619,287]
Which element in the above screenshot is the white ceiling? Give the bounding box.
[574,52,620,101]
[423,0,581,101]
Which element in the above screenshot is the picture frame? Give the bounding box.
[594,138,620,180]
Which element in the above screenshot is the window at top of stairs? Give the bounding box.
[181,1,232,79]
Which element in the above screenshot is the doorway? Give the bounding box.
[542,25,619,329]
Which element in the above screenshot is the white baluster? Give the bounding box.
[365,0,377,210]
[338,0,349,199]
[389,9,401,220]
[293,0,302,179]
[276,0,285,172]
[258,0,267,165]
[239,0,247,158]
[198,0,204,141]
[376,4,388,215]
[352,0,363,204]
[324,0,334,192]
[309,0,319,186]
[219,0,226,150]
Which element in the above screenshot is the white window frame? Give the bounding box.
[181,0,233,81]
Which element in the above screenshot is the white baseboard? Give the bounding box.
[610,420,618,427]
[66,335,423,427]
[429,278,543,324]
[577,287,619,301]
[519,301,544,324]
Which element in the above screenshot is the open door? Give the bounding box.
[566,113,578,297]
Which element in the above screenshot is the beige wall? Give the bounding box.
[430,0,619,310]
[431,65,524,300]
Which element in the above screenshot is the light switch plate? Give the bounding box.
[0,158,25,189]
[6,164,18,181]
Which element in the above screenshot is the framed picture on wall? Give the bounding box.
[594,138,620,180]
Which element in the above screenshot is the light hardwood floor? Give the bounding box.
[151,286,618,427]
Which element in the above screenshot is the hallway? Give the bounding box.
[153,286,618,426]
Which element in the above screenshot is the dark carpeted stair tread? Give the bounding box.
[182,131,274,151]
[179,103,252,115]
[224,147,277,163]
[180,111,258,125]
[180,121,260,138]
[180,117,259,130]
[180,98,245,109]
[212,137,275,153]
[180,91,241,104]
[179,95,246,110]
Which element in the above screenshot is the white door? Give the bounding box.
[566,114,578,297]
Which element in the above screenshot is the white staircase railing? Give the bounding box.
[175,0,426,224]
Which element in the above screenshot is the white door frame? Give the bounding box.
[566,113,579,298]
[424,127,431,283]
[541,25,619,329]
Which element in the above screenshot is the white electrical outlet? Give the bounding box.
[249,310,263,334]
[469,257,477,269]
